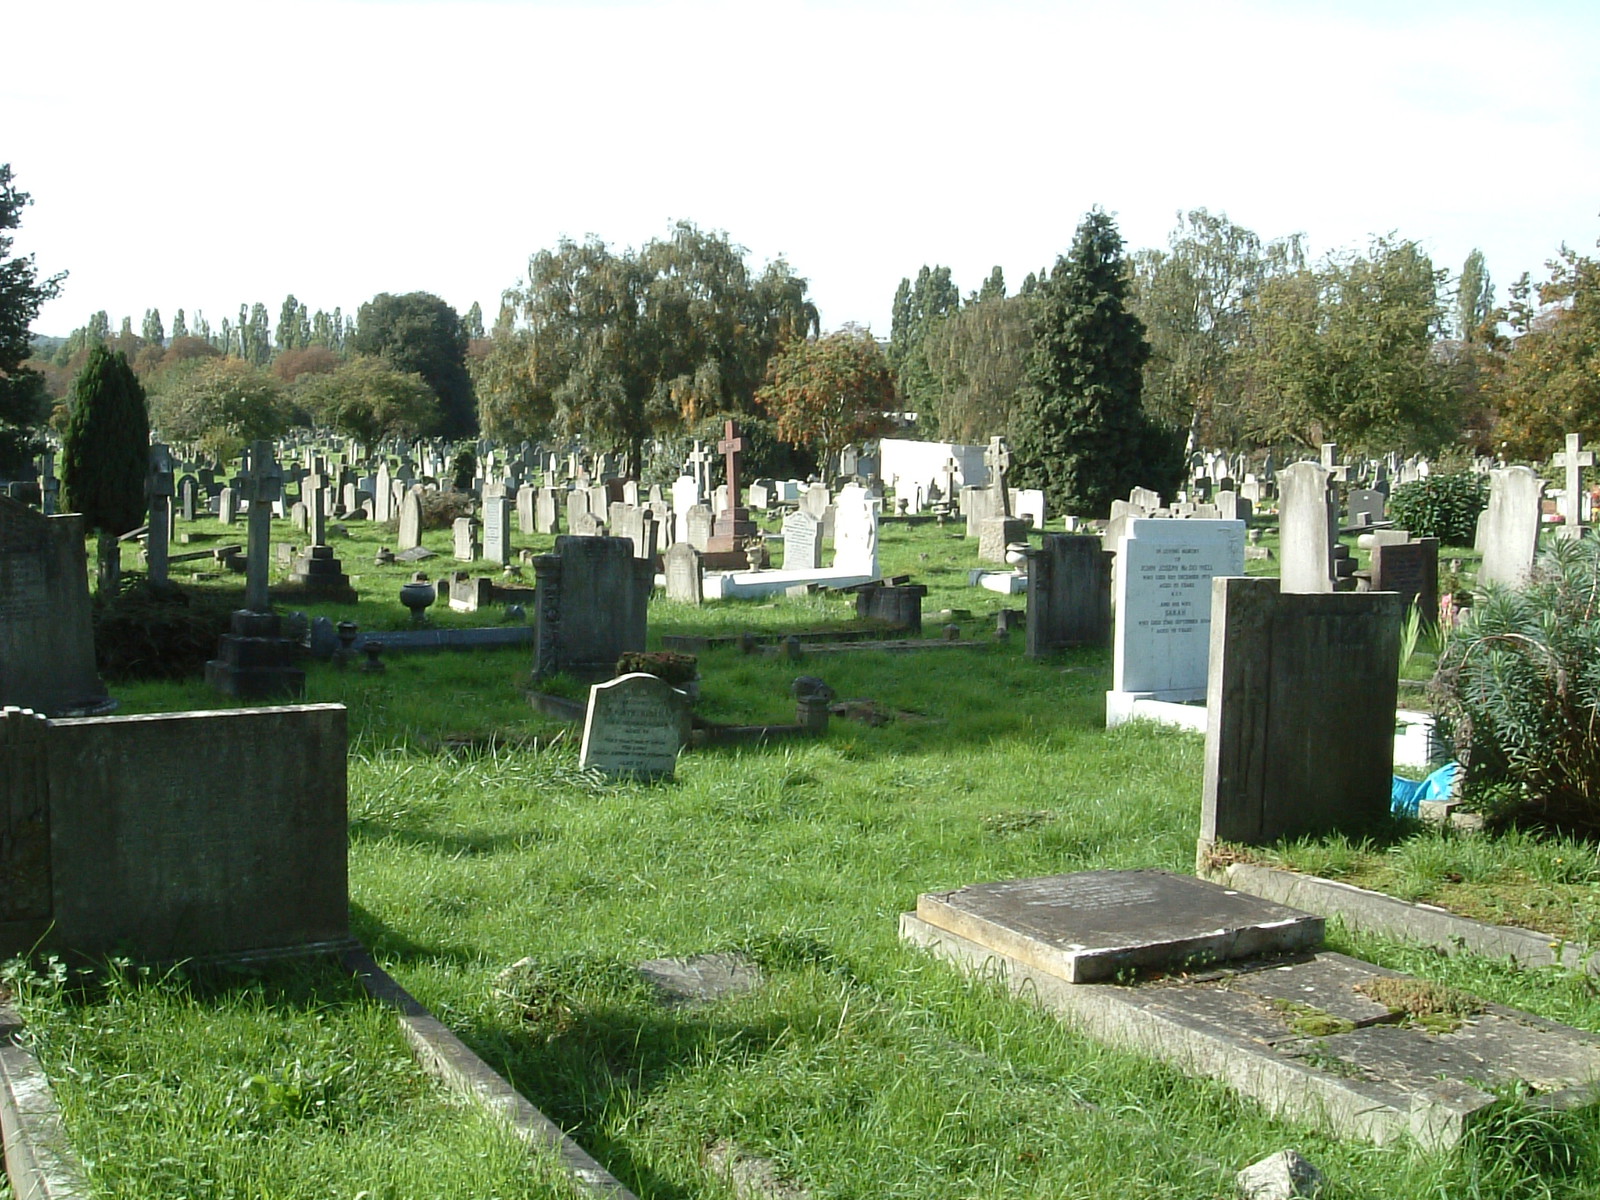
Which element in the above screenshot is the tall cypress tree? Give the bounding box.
[60,344,149,593]
[1013,209,1182,518]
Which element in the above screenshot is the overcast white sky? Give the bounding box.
[7,0,1599,340]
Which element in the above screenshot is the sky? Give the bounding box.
[7,0,1600,341]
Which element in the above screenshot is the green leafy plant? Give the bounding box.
[1433,535,1600,831]
[1387,470,1488,545]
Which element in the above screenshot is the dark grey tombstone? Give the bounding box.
[178,474,198,522]
[1371,538,1439,624]
[0,704,347,962]
[0,498,109,715]
[531,536,654,680]
[1026,534,1113,658]
[782,510,821,570]
[1201,577,1400,848]
[1346,488,1387,528]
[664,542,703,604]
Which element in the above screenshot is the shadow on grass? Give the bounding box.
[348,900,486,969]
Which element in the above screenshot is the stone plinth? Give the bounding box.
[205,609,306,700]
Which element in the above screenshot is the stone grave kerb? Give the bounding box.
[1553,431,1593,535]
[239,440,283,613]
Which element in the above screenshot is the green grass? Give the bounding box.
[14,515,1600,1198]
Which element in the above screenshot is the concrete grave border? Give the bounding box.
[1208,862,1600,976]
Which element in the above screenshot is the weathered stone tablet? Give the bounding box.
[915,870,1323,983]
[578,673,692,780]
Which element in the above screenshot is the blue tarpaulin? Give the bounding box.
[1391,761,1460,817]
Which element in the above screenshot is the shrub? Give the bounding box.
[1433,535,1600,832]
[1387,470,1488,545]
[415,488,474,531]
[93,576,235,680]
[615,650,698,685]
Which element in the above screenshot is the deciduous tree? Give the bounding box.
[352,291,474,436]
[146,356,287,463]
[918,291,1033,442]
[1490,247,1600,458]
[756,327,895,458]
[294,356,438,443]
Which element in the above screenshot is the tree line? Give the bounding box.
[6,159,1599,510]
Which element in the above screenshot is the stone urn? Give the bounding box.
[400,573,436,625]
[745,540,765,572]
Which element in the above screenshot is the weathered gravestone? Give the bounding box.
[535,486,561,535]
[782,510,821,570]
[397,486,424,551]
[454,516,480,561]
[0,497,110,715]
[1478,466,1544,588]
[577,673,692,780]
[1108,518,1244,720]
[482,492,511,564]
[516,483,536,535]
[145,444,174,588]
[685,503,713,552]
[1553,432,1593,537]
[1026,533,1113,659]
[1277,461,1340,593]
[832,483,880,577]
[532,536,654,679]
[1201,576,1400,848]
[664,542,703,604]
[705,419,759,568]
[1370,537,1439,625]
[0,703,348,963]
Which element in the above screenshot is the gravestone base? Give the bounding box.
[978,517,1029,563]
[205,610,307,700]
[285,544,358,603]
[854,581,927,632]
[903,872,1600,1149]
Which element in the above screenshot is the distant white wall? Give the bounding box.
[879,438,988,495]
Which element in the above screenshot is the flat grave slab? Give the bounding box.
[916,870,1323,983]
[903,871,1600,1148]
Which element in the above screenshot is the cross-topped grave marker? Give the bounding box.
[145,444,174,589]
[705,419,757,564]
[36,451,58,516]
[1553,431,1593,535]
[985,436,1013,517]
[239,440,283,612]
[1318,442,1349,485]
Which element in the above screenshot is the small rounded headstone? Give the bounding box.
[943,623,961,641]
[782,635,802,661]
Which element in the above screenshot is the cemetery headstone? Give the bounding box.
[0,703,348,962]
[1345,487,1387,528]
[1479,466,1544,588]
[1277,461,1339,593]
[1026,534,1113,658]
[396,486,423,551]
[1201,577,1400,847]
[454,516,480,561]
[664,542,703,604]
[686,503,713,552]
[578,673,693,780]
[145,443,174,589]
[535,486,561,535]
[531,536,654,679]
[1552,432,1593,537]
[832,483,879,577]
[516,483,536,534]
[483,492,511,564]
[1370,537,1439,624]
[984,436,1013,517]
[781,510,821,570]
[704,419,758,566]
[1110,517,1245,708]
[0,498,110,715]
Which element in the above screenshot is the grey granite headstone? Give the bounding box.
[578,672,692,780]
[535,486,560,535]
[482,493,511,564]
[686,504,713,552]
[1277,461,1338,593]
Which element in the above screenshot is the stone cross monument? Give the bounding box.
[239,440,283,612]
[1553,431,1593,536]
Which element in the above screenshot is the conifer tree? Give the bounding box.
[60,344,149,593]
[1012,209,1182,518]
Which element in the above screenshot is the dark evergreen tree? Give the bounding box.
[1013,209,1183,518]
[0,164,65,472]
[60,344,150,592]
